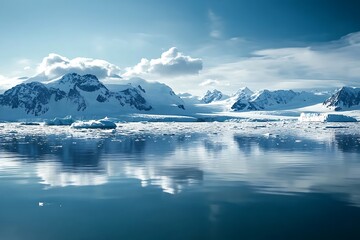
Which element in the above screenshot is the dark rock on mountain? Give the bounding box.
[324,87,360,111]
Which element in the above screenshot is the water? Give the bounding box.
[0,122,360,240]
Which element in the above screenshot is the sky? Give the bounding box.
[1,0,360,95]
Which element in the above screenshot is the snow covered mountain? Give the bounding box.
[182,86,329,113]
[0,82,68,116]
[0,73,357,121]
[231,89,328,111]
[232,87,254,101]
[229,87,254,110]
[106,77,185,113]
[0,73,185,120]
[201,89,227,103]
[323,87,360,111]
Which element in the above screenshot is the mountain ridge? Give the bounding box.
[323,86,360,111]
[0,73,359,120]
[0,73,185,119]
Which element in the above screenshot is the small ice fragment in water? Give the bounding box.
[39,202,44,207]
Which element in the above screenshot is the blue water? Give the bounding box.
[1,125,360,240]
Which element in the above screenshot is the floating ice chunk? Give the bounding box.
[71,118,117,129]
[298,113,326,122]
[38,202,44,207]
[263,133,279,138]
[20,122,41,126]
[299,113,357,122]
[45,116,75,126]
[325,114,357,122]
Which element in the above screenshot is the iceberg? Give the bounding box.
[45,116,75,126]
[299,113,357,122]
[71,118,117,129]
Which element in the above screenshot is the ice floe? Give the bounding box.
[71,118,117,129]
[45,115,75,126]
[299,113,357,122]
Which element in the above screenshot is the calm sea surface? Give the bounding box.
[0,122,360,240]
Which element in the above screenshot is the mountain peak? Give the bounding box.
[233,87,253,100]
[53,73,108,93]
[59,73,98,83]
[324,86,360,111]
[202,89,224,103]
[231,89,312,111]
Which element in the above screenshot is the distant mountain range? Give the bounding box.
[0,73,359,120]
[201,89,228,103]
[202,87,360,112]
[231,89,327,111]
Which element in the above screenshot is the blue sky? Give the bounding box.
[1,0,360,94]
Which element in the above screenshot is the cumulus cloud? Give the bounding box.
[2,32,360,95]
[27,53,121,82]
[124,47,203,77]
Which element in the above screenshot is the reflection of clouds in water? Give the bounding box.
[123,165,203,194]
[36,162,107,187]
[0,133,204,194]
[0,152,22,169]
[1,124,360,206]
[32,158,204,194]
[209,204,221,223]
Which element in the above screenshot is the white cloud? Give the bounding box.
[124,47,203,77]
[208,10,222,39]
[197,31,360,93]
[199,79,220,87]
[27,53,121,82]
[17,58,31,66]
[1,49,202,92]
[2,32,360,95]
[199,79,230,87]
[342,31,360,45]
[0,75,23,93]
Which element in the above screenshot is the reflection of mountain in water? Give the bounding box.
[1,134,200,166]
[233,134,331,154]
[233,132,360,154]
[203,139,227,153]
[335,134,360,153]
[1,129,360,206]
[2,136,105,169]
[231,132,360,207]
[0,133,204,194]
